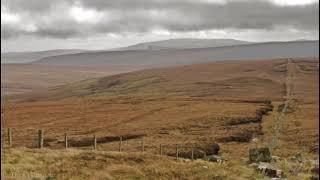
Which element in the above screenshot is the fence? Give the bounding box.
[1,128,208,160]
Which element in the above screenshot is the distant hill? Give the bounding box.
[1,49,88,64]
[33,41,319,69]
[1,39,251,63]
[110,38,252,51]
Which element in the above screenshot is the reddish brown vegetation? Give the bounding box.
[2,58,319,158]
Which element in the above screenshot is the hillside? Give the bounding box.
[14,59,288,102]
[3,40,318,95]
[3,58,319,179]
[1,64,130,96]
[1,49,88,64]
[0,39,251,64]
[110,38,251,51]
[4,58,318,152]
[32,41,319,69]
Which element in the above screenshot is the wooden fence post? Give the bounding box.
[191,147,194,160]
[119,136,122,152]
[141,137,144,153]
[64,132,68,149]
[176,144,179,159]
[37,129,43,149]
[8,128,12,148]
[93,134,97,150]
[160,144,163,156]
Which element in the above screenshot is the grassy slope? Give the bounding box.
[260,59,319,156]
[2,59,286,158]
[2,148,317,180]
[2,58,319,179]
[10,59,286,102]
[2,148,263,180]
[1,64,132,96]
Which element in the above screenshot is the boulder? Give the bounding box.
[257,162,283,178]
[249,147,272,163]
[204,155,224,163]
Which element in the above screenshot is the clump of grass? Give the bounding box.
[2,148,263,179]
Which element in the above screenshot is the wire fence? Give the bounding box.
[1,127,209,160]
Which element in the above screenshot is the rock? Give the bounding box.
[275,170,283,178]
[204,155,224,163]
[257,162,283,178]
[249,147,272,163]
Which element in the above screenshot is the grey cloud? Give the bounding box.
[1,0,318,39]
[1,24,19,39]
[2,0,69,13]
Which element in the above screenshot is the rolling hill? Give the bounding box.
[1,49,88,64]
[0,38,251,64]
[1,64,128,96]
[33,41,319,69]
[2,40,318,95]
[4,58,318,157]
[110,38,252,51]
[18,59,287,102]
[3,58,319,179]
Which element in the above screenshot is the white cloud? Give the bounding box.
[197,0,227,4]
[1,7,21,24]
[69,6,104,24]
[24,24,38,32]
[270,0,318,6]
[151,29,172,36]
[193,0,318,6]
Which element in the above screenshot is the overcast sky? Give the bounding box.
[1,0,319,52]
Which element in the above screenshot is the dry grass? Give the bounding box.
[2,58,319,179]
[1,64,131,95]
[9,59,286,102]
[2,59,287,157]
[260,59,319,157]
[2,147,317,180]
[2,148,263,180]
